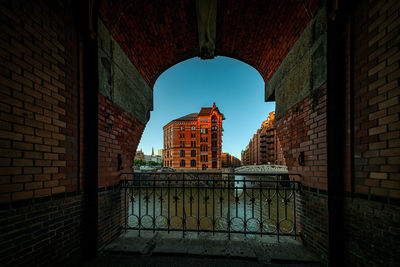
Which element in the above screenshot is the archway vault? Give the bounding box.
[99,0,319,88]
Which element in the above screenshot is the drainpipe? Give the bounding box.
[74,0,99,260]
[327,0,350,265]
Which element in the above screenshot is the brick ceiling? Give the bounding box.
[99,0,319,88]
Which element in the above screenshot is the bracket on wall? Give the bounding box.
[298,151,305,166]
[118,154,123,171]
[196,0,217,59]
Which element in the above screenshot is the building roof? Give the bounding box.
[198,107,213,116]
[173,113,198,121]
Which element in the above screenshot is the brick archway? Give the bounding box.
[99,0,319,88]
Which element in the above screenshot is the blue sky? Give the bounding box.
[137,56,275,159]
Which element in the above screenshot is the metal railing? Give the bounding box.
[120,172,302,242]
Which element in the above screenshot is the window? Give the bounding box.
[169,161,172,167]
[212,115,217,123]
[191,133,196,138]
[191,160,196,167]
[200,145,208,152]
[201,155,208,162]
[191,126,196,130]
[191,141,196,147]
[200,128,207,134]
[180,126,185,131]
[180,133,185,138]
[191,150,196,157]
[180,141,185,148]
[180,160,185,167]
[180,150,185,157]
[212,133,217,138]
[211,126,217,131]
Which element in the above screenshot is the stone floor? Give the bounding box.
[85,231,323,266]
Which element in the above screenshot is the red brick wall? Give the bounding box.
[275,84,328,256]
[98,94,145,188]
[275,84,328,190]
[343,0,400,265]
[97,93,145,248]
[0,194,83,266]
[0,0,79,203]
[99,0,319,88]
[351,0,400,199]
[0,1,85,264]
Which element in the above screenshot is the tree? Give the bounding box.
[133,159,146,166]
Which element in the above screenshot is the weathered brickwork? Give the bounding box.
[351,0,400,199]
[0,194,83,266]
[0,0,85,265]
[274,84,328,258]
[275,85,328,190]
[98,185,125,251]
[0,0,79,203]
[343,0,400,265]
[98,94,145,188]
[344,196,400,266]
[296,190,329,258]
[99,0,319,88]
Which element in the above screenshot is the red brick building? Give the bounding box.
[221,152,241,167]
[163,103,223,170]
[242,112,284,165]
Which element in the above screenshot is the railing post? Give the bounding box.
[182,172,185,238]
[124,176,127,232]
[276,179,280,243]
[197,173,200,236]
[138,172,141,237]
[259,176,263,237]
[153,174,156,233]
[227,173,231,240]
[243,176,246,237]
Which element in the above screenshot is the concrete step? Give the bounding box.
[95,230,323,266]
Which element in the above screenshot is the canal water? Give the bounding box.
[127,175,295,235]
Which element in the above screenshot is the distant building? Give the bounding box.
[163,103,224,170]
[145,154,162,164]
[221,152,241,167]
[135,149,145,161]
[158,149,163,157]
[242,112,284,165]
[135,149,162,164]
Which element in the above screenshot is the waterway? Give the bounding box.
[126,175,295,235]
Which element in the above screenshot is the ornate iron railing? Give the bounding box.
[120,172,302,242]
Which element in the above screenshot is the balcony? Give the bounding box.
[101,172,320,266]
[121,172,301,239]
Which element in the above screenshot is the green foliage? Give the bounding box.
[133,159,162,166]
[148,161,161,166]
[133,159,146,166]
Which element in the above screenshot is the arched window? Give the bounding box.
[191,150,196,157]
[180,150,185,157]
[191,160,196,167]
[180,160,185,167]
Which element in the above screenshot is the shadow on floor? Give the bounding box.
[85,231,323,266]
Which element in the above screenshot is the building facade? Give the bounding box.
[242,112,284,166]
[163,103,223,170]
[221,152,241,168]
